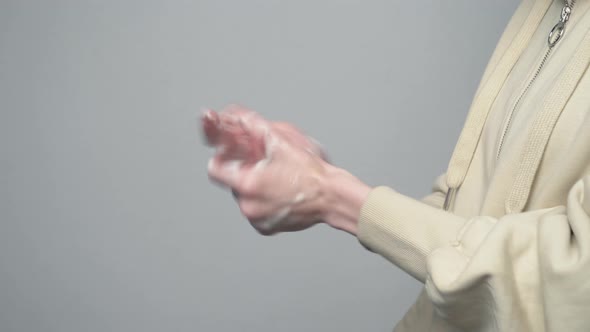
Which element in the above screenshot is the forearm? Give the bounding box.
[319,164,465,281]
[320,164,372,236]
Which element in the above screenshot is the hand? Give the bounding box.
[202,105,330,235]
[202,104,329,162]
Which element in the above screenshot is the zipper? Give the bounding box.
[443,0,576,212]
[495,0,575,161]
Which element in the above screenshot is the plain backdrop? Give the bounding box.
[0,1,518,331]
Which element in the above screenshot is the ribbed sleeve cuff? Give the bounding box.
[357,186,466,283]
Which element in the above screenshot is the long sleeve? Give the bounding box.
[358,175,590,331]
[420,173,449,209]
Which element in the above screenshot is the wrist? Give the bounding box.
[319,164,372,236]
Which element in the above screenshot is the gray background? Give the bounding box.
[0,1,518,331]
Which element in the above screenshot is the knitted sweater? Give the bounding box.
[357,0,590,330]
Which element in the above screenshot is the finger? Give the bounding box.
[220,105,271,134]
[216,113,269,163]
[217,113,246,144]
[271,123,309,149]
[247,204,318,235]
[221,104,258,120]
[251,203,321,235]
[201,109,221,146]
[238,200,291,235]
[238,118,268,162]
[272,121,302,134]
[207,109,273,164]
[202,112,251,160]
[253,206,291,235]
[202,109,261,158]
[207,155,245,188]
[271,122,327,160]
[216,120,259,162]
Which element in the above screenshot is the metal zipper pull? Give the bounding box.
[549,2,573,47]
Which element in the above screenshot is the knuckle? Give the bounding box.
[239,201,260,220]
[239,177,259,196]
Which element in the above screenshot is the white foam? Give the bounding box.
[258,206,291,233]
[254,158,270,171]
[264,134,278,160]
[239,112,257,127]
[292,193,305,204]
[201,108,213,119]
[223,160,242,178]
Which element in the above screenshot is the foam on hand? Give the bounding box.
[202,107,322,232]
[258,206,292,233]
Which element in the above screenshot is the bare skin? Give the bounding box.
[203,104,371,236]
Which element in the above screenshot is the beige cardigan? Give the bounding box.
[357,0,590,330]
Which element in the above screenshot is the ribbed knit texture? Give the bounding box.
[445,0,553,192]
[356,0,590,330]
[358,187,464,282]
[506,28,590,213]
